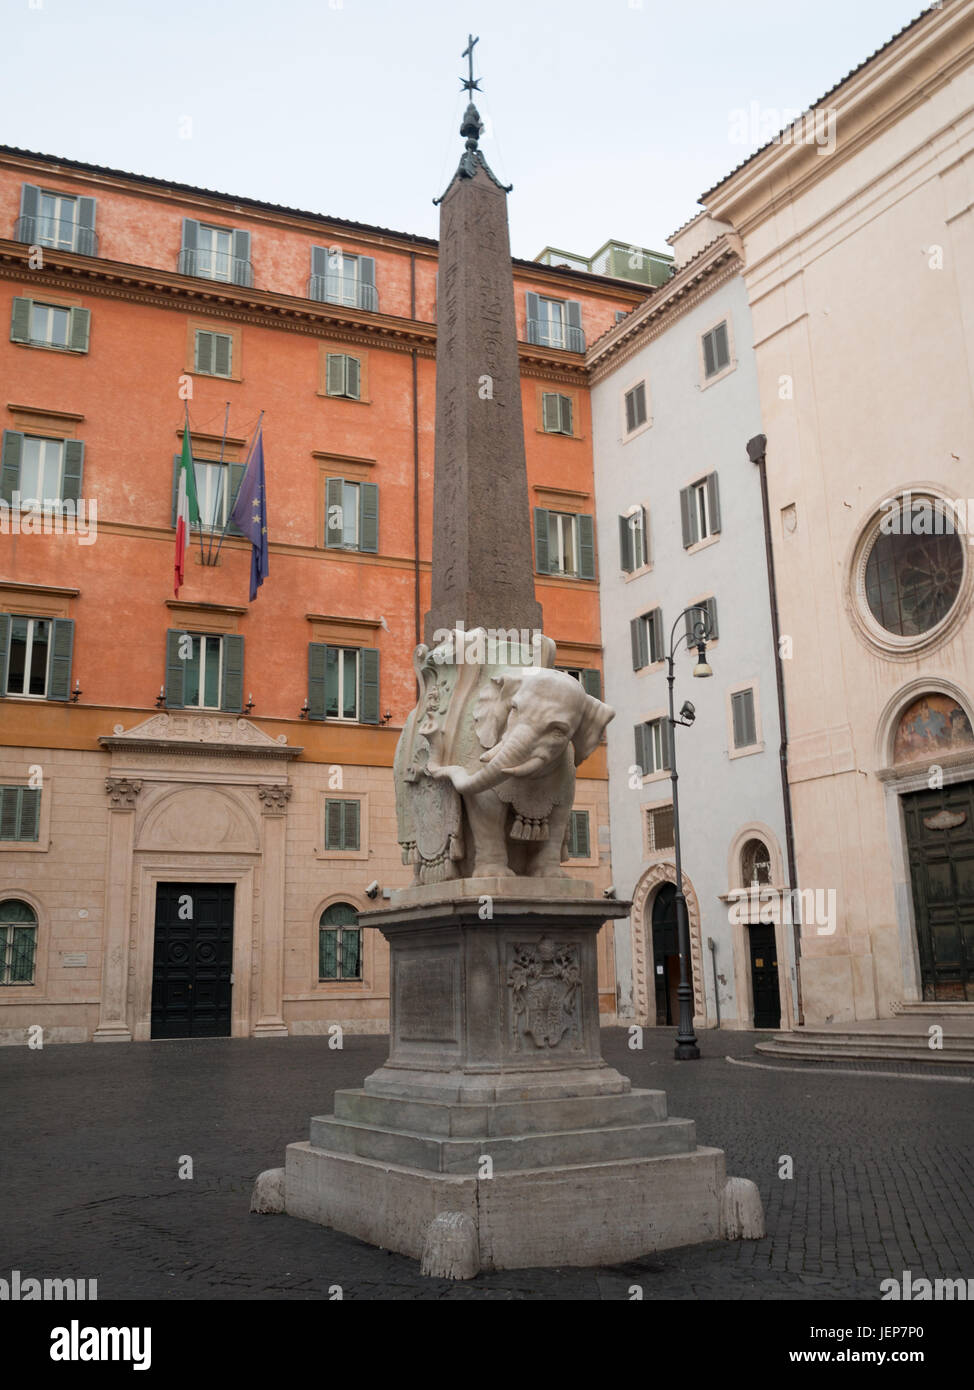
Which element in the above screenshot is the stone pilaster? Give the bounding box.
[253,784,291,1037]
[93,777,142,1042]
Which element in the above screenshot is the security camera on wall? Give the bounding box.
[365,881,380,900]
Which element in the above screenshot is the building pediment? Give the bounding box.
[99,712,303,760]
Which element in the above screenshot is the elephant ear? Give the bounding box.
[473,674,520,751]
[573,693,614,765]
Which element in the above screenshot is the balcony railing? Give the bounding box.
[308,273,379,313]
[14,215,97,257]
[178,247,253,287]
[526,317,585,353]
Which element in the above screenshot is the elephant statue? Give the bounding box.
[393,627,614,883]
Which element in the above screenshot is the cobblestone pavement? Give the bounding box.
[2,1028,972,1300]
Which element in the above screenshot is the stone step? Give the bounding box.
[755,1039,974,1066]
[308,1113,696,1174]
[332,1086,668,1138]
[892,1001,974,1016]
[760,1028,974,1051]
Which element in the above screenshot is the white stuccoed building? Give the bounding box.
[589,214,797,1034]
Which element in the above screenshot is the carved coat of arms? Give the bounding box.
[508,936,581,1049]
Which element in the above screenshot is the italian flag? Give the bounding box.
[173,431,199,596]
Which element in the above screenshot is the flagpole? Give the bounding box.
[212,409,264,566]
[205,400,231,566]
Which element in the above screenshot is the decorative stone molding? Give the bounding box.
[100,712,302,760]
[630,861,706,1027]
[258,784,292,815]
[105,776,143,809]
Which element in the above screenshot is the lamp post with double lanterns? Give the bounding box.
[666,605,714,1060]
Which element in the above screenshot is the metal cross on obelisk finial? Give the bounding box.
[460,33,482,93]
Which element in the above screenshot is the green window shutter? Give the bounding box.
[715,321,729,371]
[565,299,584,351]
[634,724,648,776]
[10,298,32,344]
[685,609,698,646]
[213,334,232,377]
[18,183,40,237]
[226,463,246,536]
[680,485,697,547]
[1,431,24,505]
[619,515,633,573]
[68,307,90,353]
[61,441,85,506]
[359,481,378,554]
[559,395,573,435]
[165,629,187,707]
[525,290,541,343]
[570,809,590,859]
[0,613,10,695]
[231,229,251,286]
[732,691,753,748]
[630,617,642,671]
[649,609,661,664]
[0,788,18,840]
[703,330,717,377]
[358,256,376,310]
[308,642,328,721]
[76,197,97,255]
[19,787,41,841]
[325,799,343,849]
[325,353,345,396]
[220,634,244,713]
[534,508,550,574]
[311,245,328,280]
[46,618,74,701]
[706,596,718,641]
[344,799,361,851]
[660,720,672,772]
[195,331,214,373]
[325,476,344,547]
[345,356,361,400]
[542,392,559,432]
[180,217,199,274]
[707,472,721,534]
[577,514,595,580]
[358,647,380,725]
[640,615,651,669]
[581,668,601,700]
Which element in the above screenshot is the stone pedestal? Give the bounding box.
[278,888,753,1271]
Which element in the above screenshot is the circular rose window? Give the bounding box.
[863,505,964,637]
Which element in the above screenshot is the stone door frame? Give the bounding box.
[630,862,706,1028]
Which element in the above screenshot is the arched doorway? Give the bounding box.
[651,883,683,1026]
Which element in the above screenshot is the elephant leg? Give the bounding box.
[466,789,514,877]
[526,800,572,877]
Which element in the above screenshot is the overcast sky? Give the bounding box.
[1,0,927,260]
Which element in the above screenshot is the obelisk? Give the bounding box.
[424,59,543,644]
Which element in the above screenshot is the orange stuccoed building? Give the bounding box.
[0,146,645,1043]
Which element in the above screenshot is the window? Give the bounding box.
[625,382,648,433]
[566,809,590,860]
[619,507,647,572]
[308,643,380,724]
[325,354,362,400]
[556,667,602,698]
[1,432,85,510]
[0,615,74,701]
[324,799,360,851]
[10,298,90,353]
[646,804,675,852]
[525,292,585,352]
[170,454,246,534]
[164,630,245,712]
[179,218,253,287]
[614,309,628,324]
[731,689,758,749]
[534,508,595,579]
[864,512,963,637]
[318,902,362,981]
[634,718,670,777]
[702,321,730,378]
[324,478,378,552]
[684,597,718,645]
[0,900,37,984]
[310,249,378,312]
[0,789,41,842]
[16,184,97,256]
[740,837,772,886]
[680,473,721,547]
[631,608,663,670]
[542,392,573,435]
[194,330,233,377]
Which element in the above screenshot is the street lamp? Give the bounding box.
[666,605,713,1060]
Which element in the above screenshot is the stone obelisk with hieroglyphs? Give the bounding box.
[424,80,542,644]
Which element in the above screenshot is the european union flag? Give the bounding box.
[230,428,268,600]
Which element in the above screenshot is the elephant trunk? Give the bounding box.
[463,723,541,793]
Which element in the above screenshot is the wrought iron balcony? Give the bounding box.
[525,317,585,353]
[178,247,254,287]
[14,215,98,257]
[308,274,379,313]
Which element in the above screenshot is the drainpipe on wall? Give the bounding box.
[747,432,804,1026]
[410,253,421,644]
[707,936,721,1028]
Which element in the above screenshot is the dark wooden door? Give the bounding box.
[652,883,685,1026]
[151,883,234,1039]
[748,923,781,1029]
[902,781,974,1001]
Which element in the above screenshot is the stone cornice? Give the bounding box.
[99,711,303,760]
[587,241,741,382]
